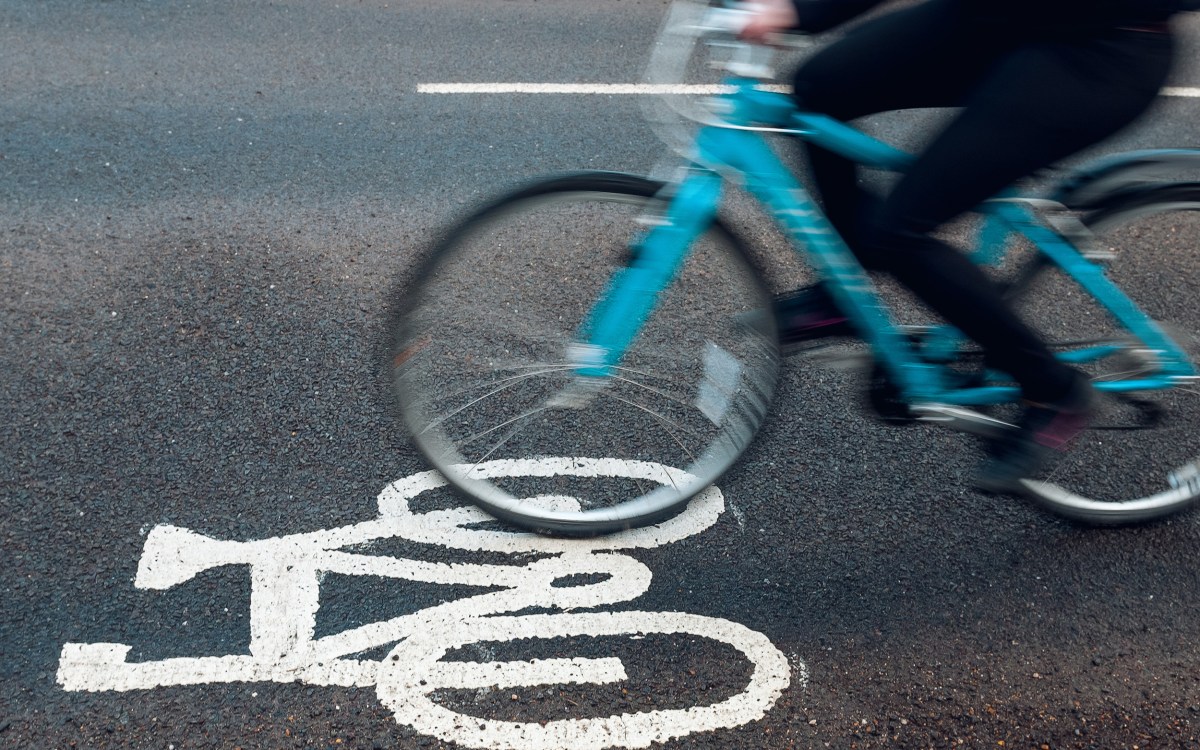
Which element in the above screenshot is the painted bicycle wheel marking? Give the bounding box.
[378,612,791,750]
[57,457,798,750]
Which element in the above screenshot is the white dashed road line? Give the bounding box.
[417,83,787,95]
[419,83,1200,97]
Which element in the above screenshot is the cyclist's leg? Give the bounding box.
[858,28,1174,403]
[789,0,1010,253]
[774,0,1010,343]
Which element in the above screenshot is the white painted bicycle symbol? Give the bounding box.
[58,458,797,750]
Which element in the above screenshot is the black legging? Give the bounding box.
[792,0,1175,401]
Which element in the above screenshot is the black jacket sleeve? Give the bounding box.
[790,0,888,33]
[790,0,1187,33]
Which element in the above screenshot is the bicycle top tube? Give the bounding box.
[713,78,915,172]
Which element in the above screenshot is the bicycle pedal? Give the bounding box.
[797,345,872,370]
[911,403,1016,438]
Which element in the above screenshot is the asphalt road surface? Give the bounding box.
[5,2,1200,749]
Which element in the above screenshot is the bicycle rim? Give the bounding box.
[385,172,780,535]
[1012,184,1200,524]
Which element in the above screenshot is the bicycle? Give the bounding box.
[384,0,1200,535]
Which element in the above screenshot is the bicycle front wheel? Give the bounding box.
[384,172,780,535]
[1013,184,1200,523]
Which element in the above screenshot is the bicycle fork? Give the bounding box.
[556,169,724,396]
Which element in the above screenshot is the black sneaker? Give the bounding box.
[973,372,1095,495]
[773,283,853,346]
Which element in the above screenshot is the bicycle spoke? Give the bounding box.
[593,390,699,487]
[415,364,574,435]
[453,402,557,456]
[460,418,542,482]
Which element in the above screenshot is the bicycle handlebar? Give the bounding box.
[641,1,813,158]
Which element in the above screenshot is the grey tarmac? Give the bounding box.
[4,1,1200,748]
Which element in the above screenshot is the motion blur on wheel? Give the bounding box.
[1012,187,1200,523]
[384,173,780,535]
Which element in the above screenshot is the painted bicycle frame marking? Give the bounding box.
[57,458,796,750]
[579,79,1196,405]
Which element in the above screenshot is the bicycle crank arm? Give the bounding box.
[911,404,1015,438]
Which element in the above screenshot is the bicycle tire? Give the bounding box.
[383,172,780,535]
[1010,183,1200,524]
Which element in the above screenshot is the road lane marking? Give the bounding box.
[419,82,1200,97]
[417,83,788,95]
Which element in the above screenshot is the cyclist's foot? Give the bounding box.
[973,372,1095,495]
[773,283,852,346]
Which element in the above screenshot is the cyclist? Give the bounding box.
[740,0,1184,492]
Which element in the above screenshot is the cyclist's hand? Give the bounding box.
[739,0,800,44]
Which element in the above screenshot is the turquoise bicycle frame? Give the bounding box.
[576,78,1196,407]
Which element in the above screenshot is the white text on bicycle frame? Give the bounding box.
[57,458,798,750]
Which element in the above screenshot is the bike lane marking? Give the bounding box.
[57,458,800,750]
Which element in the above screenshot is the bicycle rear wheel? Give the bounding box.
[384,172,780,535]
[1011,184,1200,523]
